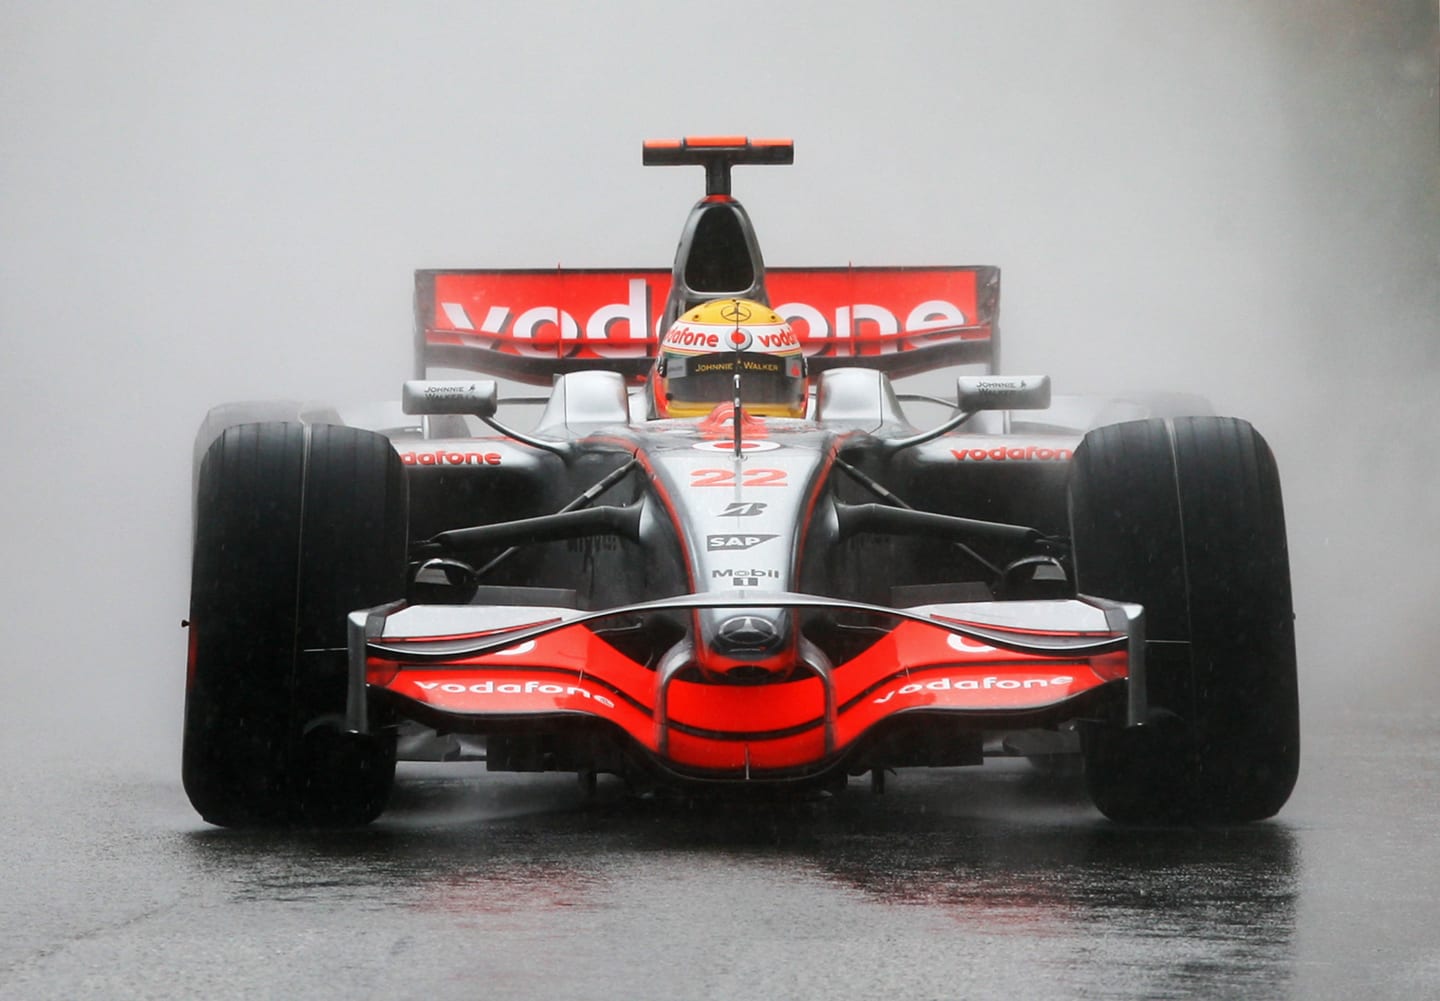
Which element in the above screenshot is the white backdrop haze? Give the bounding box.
[2,2,1435,776]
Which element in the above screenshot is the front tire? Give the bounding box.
[183,422,407,827]
[1069,417,1299,824]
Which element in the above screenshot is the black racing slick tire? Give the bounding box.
[183,422,407,828]
[1069,417,1299,825]
[189,401,344,506]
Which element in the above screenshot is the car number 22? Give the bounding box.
[690,468,788,488]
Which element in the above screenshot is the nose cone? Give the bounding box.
[713,614,784,656]
[696,609,795,680]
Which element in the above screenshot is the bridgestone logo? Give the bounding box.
[951,446,1073,462]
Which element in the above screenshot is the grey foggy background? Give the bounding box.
[1,1,1435,776]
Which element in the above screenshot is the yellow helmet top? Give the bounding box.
[654,299,807,418]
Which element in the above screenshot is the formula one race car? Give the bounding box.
[183,136,1298,828]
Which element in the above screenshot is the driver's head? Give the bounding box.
[652,298,808,418]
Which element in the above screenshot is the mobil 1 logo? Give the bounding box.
[712,568,781,588]
[706,534,777,552]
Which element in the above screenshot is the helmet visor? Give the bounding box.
[664,351,805,408]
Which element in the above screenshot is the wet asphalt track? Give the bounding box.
[3,4,1434,999]
[2,704,1437,1001]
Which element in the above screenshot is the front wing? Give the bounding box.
[347,594,1144,781]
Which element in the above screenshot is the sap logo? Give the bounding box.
[718,502,767,517]
[707,534,777,552]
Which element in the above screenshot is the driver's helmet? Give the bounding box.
[652,298,808,418]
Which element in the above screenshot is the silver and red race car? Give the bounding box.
[183,137,1298,827]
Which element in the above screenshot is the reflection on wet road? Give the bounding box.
[1,708,1436,1000]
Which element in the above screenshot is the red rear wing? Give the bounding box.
[415,266,1000,385]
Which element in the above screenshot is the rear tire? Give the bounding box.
[1069,417,1299,824]
[183,422,407,827]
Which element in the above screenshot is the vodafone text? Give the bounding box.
[400,451,502,466]
[441,279,968,354]
[872,675,1075,704]
[664,327,724,350]
[413,679,615,709]
[951,446,1073,462]
[664,326,798,352]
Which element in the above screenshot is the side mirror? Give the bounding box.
[402,379,570,458]
[402,380,498,418]
[956,375,1051,412]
